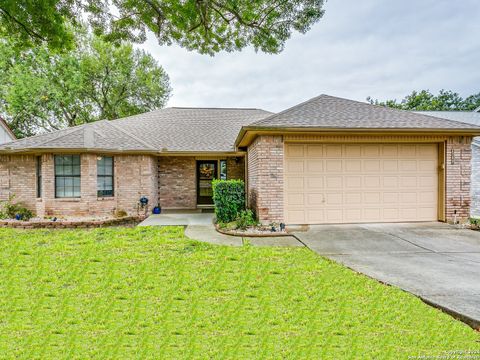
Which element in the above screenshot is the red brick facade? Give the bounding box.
[0,154,246,217]
[0,138,472,224]
[247,135,284,223]
[158,156,245,209]
[158,157,197,209]
[445,136,472,222]
[0,154,158,217]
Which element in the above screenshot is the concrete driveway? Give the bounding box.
[294,222,480,328]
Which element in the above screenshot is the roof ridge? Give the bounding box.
[105,120,157,150]
[249,94,328,126]
[33,125,88,148]
[169,106,268,111]
[250,94,480,129]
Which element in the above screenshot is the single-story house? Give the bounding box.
[414,109,480,217]
[0,94,479,224]
[0,116,16,144]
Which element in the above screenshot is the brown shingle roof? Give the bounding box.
[249,94,480,130]
[0,107,272,153]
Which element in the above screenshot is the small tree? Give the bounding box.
[212,180,245,223]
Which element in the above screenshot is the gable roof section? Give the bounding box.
[0,108,272,153]
[248,94,480,130]
[0,116,16,140]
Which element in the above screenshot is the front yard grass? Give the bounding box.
[0,226,478,359]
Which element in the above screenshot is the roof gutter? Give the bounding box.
[0,147,246,156]
[235,126,480,148]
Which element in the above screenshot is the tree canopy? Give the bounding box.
[368,90,480,111]
[0,34,171,138]
[0,0,326,54]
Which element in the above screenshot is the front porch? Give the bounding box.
[138,209,214,226]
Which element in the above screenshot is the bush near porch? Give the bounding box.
[212,179,246,223]
[0,226,478,358]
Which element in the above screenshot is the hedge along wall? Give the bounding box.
[212,179,245,223]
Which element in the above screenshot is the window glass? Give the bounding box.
[55,155,81,198]
[220,160,227,180]
[97,156,114,197]
[36,156,42,198]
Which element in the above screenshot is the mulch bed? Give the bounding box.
[0,216,144,229]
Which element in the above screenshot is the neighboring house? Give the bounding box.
[0,117,16,144]
[414,109,480,217]
[0,95,479,225]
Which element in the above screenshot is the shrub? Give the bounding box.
[0,195,34,221]
[235,209,257,230]
[212,179,245,223]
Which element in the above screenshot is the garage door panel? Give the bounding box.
[306,209,325,223]
[364,192,381,204]
[364,176,381,188]
[286,160,304,172]
[306,177,324,189]
[325,145,342,157]
[306,145,323,157]
[326,160,342,172]
[345,160,362,172]
[383,160,398,172]
[286,144,305,157]
[307,193,325,205]
[306,160,324,172]
[285,176,304,190]
[345,145,361,157]
[326,176,342,189]
[364,160,381,172]
[345,192,362,204]
[284,143,438,224]
[345,176,362,188]
[286,193,304,206]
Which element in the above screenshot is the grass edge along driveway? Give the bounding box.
[0,226,478,359]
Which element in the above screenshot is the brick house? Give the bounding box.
[0,95,479,224]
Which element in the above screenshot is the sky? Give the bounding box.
[138,0,480,113]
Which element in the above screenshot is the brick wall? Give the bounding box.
[247,135,284,223]
[226,157,245,180]
[471,141,480,217]
[0,153,158,217]
[445,137,472,222]
[0,155,37,212]
[158,156,197,209]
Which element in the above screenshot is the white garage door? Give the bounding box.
[284,143,438,224]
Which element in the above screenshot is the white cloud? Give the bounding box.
[138,0,480,112]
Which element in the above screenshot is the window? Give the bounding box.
[36,156,42,198]
[97,156,114,197]
[220,159,227,180]
[55,155,81,198]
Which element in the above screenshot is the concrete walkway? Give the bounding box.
[185,225,303,247]
[138,212,303,247]
[294,222,480,329]
[138,212,215,226]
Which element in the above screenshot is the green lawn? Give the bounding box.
[0,227,478,359]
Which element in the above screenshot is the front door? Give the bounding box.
[197,160,217,205]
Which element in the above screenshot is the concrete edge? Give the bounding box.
[419,297,480,331]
